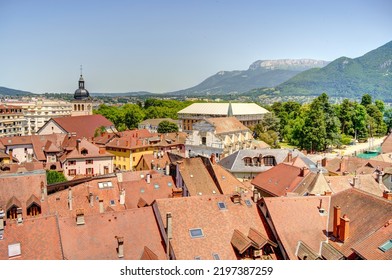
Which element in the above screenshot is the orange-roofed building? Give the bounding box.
[58,207,166,260]
[0,214,63,260]
[60,138,114,180]
[47,175,124,218]
[119,172,176,209]
[0,170,48,223]
[153,193,278,260]
[37,114,115,139]
[251,163,332,197]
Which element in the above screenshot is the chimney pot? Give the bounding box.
[146,174,151,184]
[68,187,73,211]
[383,190,392,201]
[339,215,350,242]
[120,189,126,205]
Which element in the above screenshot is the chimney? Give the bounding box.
[16,208,23,224]
[210,153,216,165]
[231,193,241,204]
[383,190,392,201]
[40,181,46,201]
[76,209,85,225]
[166,212,172,260]
[9,149,13,161]
[339,214,350,242]
[165,161,170,176]
[68,187,73,211]
[352,176,358,187]
[287,151,292,162]
[89,192,94,207]
[120,189,126,205]
[126,140,129,147]
[76,139,81,152]
[116,236,124,258]
[339,159,344,172]
[378,171,384,185]
[146,174,151,184]
[253,188,259,203]
[116,172,123,183]
[299,167,308,177]
[324,190,332,196]
[99,146,106,154]
[333,206,341,238]
[99,200,104,213]
[321,157,327,167]
[0,208,5,234]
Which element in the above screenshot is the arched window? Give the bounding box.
[82,104,85,111]
[74,104,77,111]
[78,104,81,111]
[81,149,88,156]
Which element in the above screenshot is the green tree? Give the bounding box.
[157,121,179,133]
[47,170,67,185]
[301,98,327,152]
[361,94,373,107]
[124,104,145,130]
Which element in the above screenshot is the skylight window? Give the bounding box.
[218,202,227,210]
[194,256,201,260]
[167,182,173,187]
[244,199,252,207]
[110,200,116,206]
[140,188,145,193]
[98,181,113,189]
[189,228,204,238]
[8,243,21,258]
[212,253,220,260]
[379,240,392,252]
[154,183,160,189]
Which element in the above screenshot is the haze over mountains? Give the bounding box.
[1,40,391,100]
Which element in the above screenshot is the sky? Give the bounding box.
[0,0,391,94]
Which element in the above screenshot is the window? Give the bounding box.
[189,228,204,238]
[244,157,252,166]
[110,200,116,206]
[98,181,113,189]
[264,156,276,166]
[244,199,252,207]
[212,253,220,260]
[201,137,206,145]
[81,149,88,156]
[194,256,201,260]
[68,160,76,166]
[27,203,41,216]
[379,240,392,252]
[154,183,160,189]
[86,159,93,164]
[8,243,21,258]
[217,202,227,210]
[167,182,173,187]
[68,169,76,176]
[86,168,94,175]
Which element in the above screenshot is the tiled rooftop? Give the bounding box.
[154,193,276,260]
[58,207,166,260]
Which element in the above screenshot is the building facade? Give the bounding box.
[0,104,24,137]
[4,99,73,135]
[178,102,269,131]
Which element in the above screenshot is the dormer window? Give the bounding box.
[81,149,88,156]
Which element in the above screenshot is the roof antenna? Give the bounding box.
[80,65,83,76]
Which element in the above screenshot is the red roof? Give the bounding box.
[51,115,113,139]
[57,207,166,260]
[251,163,310,196]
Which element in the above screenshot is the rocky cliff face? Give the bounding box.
[249,59,329,71]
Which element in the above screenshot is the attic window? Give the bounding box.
[244,199,252,207]
[218,202,227,210]
[81,149,88,155]
[189,228,204,239]
[8,243,21,258]
[379,240,392,252]
[212,253,220,260]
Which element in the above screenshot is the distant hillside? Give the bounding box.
[168,59,329,96]
[0,86,33,96]
[275,41,392,100]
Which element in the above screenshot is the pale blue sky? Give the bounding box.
[0,0,391,93]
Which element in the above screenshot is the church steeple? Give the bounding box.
[74,65,90,100]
